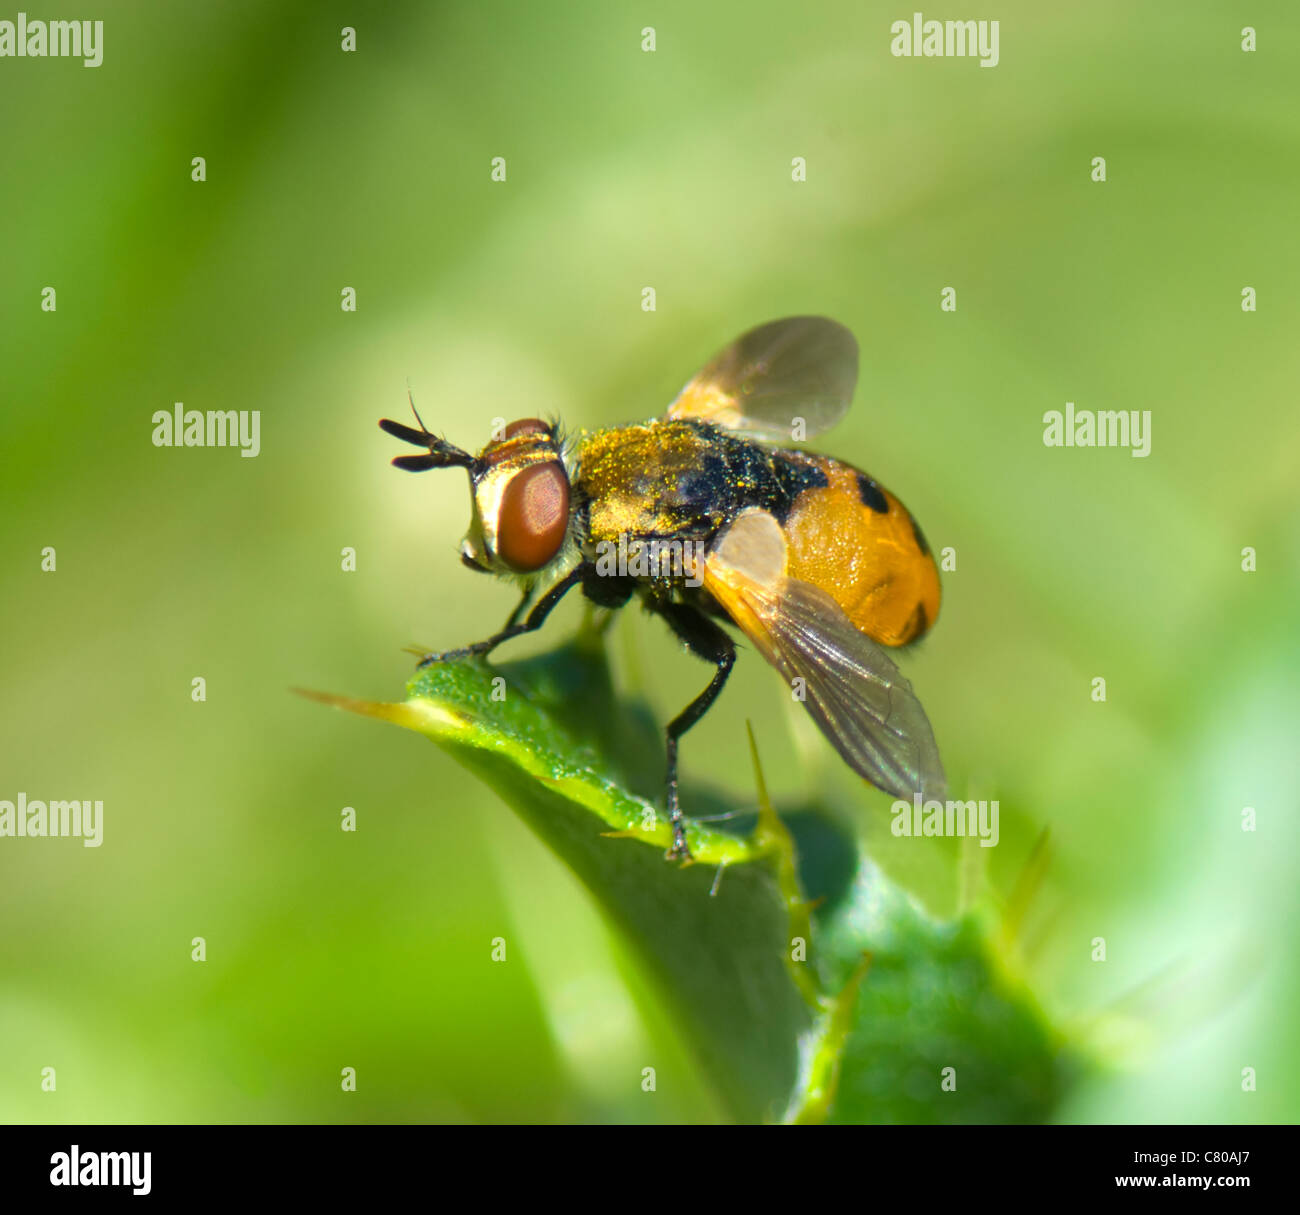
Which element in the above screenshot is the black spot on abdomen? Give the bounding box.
[856,473,888,514]
[903,601,929,643]
[908,511,932,556]
[770,452,830,522]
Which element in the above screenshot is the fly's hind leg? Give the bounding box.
[654,603,737,862]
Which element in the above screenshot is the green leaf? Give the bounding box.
[304,629,1084,1123]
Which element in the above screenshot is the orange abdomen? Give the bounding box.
[777,453,940,646]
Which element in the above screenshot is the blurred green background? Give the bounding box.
[2,0,1297,1123]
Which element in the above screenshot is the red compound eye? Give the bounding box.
[496,461,569,572]
[504,418,550,439]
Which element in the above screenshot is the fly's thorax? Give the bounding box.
[572,422,680,543]
[463,419,576,576]
[574,418,793,549]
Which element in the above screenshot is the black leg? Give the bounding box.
[580,566,636,610]
[654,603,737,861]
[417,566,585,667]
[503,584,536,630]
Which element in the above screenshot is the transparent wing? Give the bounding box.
[703,510,945,802]
[752,578,947,801]
[667,316,859,442]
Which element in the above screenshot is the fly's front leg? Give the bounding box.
[417,566,584,667]
[503,584,536,630]
[655,603,737,862]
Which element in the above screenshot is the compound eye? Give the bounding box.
[497,461,570,572]
[504,418,550,440]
